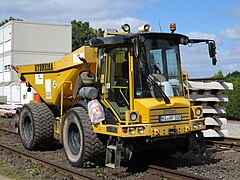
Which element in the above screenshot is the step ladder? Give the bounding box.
[105,141,122,168]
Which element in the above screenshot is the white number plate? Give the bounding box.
[159,114,182,122]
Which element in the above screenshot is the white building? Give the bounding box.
[0,21,72,104]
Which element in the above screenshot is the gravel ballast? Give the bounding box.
[0,117,240,179]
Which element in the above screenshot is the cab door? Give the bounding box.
[97,47,130,120]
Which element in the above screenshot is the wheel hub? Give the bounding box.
[68,123,80,155]
[23,116,33,140]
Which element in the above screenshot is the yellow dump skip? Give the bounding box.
[17,46,97,105]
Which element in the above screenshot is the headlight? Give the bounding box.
[121,24,130,33]
[195,108,202,116]
[193,122,197,129]
[129,128,135,135]
[138,24,151,32]
[138,127,144,134]
[126,111,139,123]
[130,112,138,121]
[198,121,203,128]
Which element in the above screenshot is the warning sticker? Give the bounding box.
[45,92,52,100]
[73,53,84,63]
[53,80,57,88]
[45,79,52,100]
[35,74,43,85]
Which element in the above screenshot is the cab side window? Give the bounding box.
[106,47,129,119]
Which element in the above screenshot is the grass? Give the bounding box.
[0,131,5,137]
[0,159,32,180]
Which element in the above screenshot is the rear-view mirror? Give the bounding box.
[208,42,216,58]
[208,41,217,65]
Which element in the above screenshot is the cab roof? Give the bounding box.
[89,32,189,48]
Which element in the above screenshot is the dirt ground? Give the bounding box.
[0,175,12,180]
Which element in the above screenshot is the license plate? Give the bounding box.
[159,114,182,122]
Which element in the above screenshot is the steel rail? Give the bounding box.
[205,137,240,151]
[0,127,18,135]
[148,165,211,180]
[0,128,100,180]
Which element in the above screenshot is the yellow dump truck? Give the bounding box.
[16,23,217,168]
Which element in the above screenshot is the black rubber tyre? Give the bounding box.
[19,103,54,150]
[63,107,106,167]
[177,137,190,154]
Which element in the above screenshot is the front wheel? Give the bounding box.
[62,107,106,167]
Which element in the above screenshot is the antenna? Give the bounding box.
[158,20,162,32]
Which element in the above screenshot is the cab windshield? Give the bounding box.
[134,38,184,98]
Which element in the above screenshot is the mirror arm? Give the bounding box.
[189,39,217,66]
[189,39,213,44]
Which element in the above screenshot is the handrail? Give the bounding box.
[60,81,73,120]
[182,70,190,102]
[111,86,129,106]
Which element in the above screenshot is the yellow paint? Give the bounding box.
[16,41,205,142]
[17,46,97,106]
[134,97,191,123]
[92,118,205,138]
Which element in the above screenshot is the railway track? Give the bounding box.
[0,127,209,179]
[1,127,239,179]
[0,127,100,180]
[0,127,18,134]
[205,137,240,151]
[0,143,100,180]
[148,165,211,180]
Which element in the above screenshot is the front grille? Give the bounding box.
[150,107,190,123]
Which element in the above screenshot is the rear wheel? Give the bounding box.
[63,107,106,167]
[19,103,54,150]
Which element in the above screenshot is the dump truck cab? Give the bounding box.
[90,30,209,138]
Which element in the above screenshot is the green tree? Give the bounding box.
[71,20,104,51]
[227,71,240,78]
[223,71,240,120]
[0,17,23,26]
[213,70,224,78]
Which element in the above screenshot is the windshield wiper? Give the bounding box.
[147,75,171,104]
[140,70,170,104]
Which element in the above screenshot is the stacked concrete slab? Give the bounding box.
[186,78,233,137]
[0,20,72,104]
